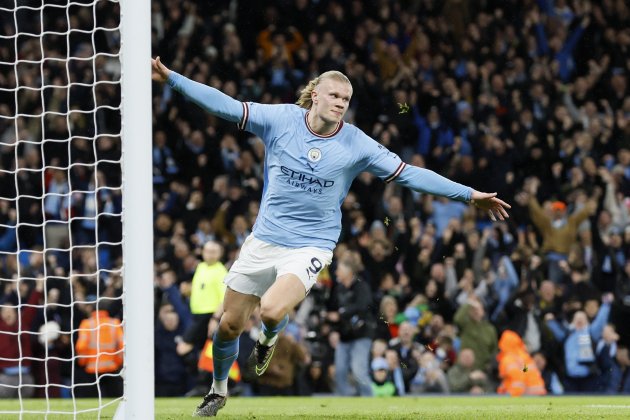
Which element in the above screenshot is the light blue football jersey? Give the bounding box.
[167,72,472,251]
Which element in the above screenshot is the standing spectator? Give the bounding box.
[595,324,620,394]
[489,256,520,322]
[609,346,630,394]
[43,169,70,249]
[502,289,548,356]
[388,321,424,393]
[545,293,613,392]
[327,260,375,396]
[155,270,192,396]
[0,280,43,398]
[454,299,498,373]
[524,178,595,283]
[74,300,124,398]
[155,303,190,396]
[181,241,227,352]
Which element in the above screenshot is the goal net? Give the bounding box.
[0,0,152,418]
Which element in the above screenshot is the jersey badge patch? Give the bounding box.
[307,148,322,163]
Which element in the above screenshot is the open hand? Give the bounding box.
[151,56,171,83]
[470,191,511,221]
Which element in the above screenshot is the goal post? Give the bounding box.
[120,0,154,418]
[0,0,153,417]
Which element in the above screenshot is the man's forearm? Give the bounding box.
[396,165,472,202]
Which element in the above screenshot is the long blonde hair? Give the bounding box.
[296,70,352,109]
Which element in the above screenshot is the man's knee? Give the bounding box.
[259,298,286,325]
[218,316,244,340]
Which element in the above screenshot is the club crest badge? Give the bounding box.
[307,148,322,163]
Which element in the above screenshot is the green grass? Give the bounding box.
[0,396,629,419]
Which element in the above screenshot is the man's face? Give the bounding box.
[202,242,222,264]
[312,78,352,124]
[1,306,17,325]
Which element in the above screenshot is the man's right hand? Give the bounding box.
[151,56,171,83]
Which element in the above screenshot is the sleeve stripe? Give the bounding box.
[237,102,249,130]
[385,162,406,183]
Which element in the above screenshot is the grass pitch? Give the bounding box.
[0,395,629,419]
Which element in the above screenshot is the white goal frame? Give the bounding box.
[119,0,154,418]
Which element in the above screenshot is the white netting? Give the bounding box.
[0,0,124,417]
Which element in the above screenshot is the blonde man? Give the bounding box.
[152,57,510,416]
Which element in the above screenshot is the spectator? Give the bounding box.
[524,177,596,283]
[0,280,43,398]
[609,346,630,394]
[595,324,620,394]
[496,330,547,396]
[370,357,397,397]
[409,351,450,394]
[155,270,192,396]
[374,295,399,340]
[447,348,491,394]
[388,320,424,393]
[533,351,564,395]
[74,300,124,398]
[327,260,374,396]
[502,289,549,356]
[454,299,498,373]
[181,241,227,353]
[545,292,613,392]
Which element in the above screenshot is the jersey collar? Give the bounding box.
[305,111,343,138]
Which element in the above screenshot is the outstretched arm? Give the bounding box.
[396,165,510,221]
[151,56,244,124]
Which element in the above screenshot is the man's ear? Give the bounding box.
[312,89,318,104]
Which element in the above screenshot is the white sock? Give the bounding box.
[258,330,278,346]
[211,378,228,396]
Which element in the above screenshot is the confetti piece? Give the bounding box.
[398,102,410,114]
[384,217,391,226]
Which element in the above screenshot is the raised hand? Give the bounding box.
[470,191,511,222]
[151,56,171,83]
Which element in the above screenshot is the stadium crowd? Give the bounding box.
[1,0,630,399]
